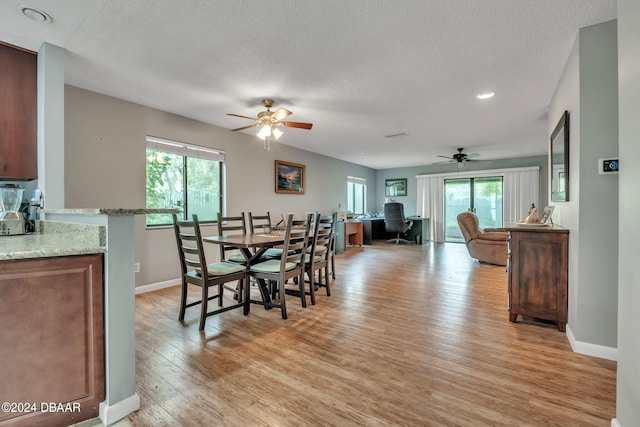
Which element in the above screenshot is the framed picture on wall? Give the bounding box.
[385,178,407,197]
[275,160,305,194]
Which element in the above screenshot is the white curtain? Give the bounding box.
[416,166,539,243]
[503,168,540,224]
[416,174,445,242]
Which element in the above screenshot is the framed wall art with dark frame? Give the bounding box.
[275,160,305,194]
[385,178,407,197]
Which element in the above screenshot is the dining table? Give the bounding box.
[203,231,288,310]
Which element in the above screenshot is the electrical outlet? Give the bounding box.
[134,262,140,273]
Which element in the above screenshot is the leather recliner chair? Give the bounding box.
[456,212,508,266]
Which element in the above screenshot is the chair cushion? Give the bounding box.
[305,254,323,265]
[306,244,327,254]
[263,248,284,258]
[250,259,297,273]
[227,253,247,263]
[196,261,246,277]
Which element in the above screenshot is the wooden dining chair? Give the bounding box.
[327,213,338,280]
[217,212,247,264]
[305,212,337,302]
[247,213,313,319]
[248,211,283,259]
[172,214,248,331]
[216,212,249,301]
[248,211,272,234]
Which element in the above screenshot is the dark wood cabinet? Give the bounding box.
[0,254,104,426]
[506,226,569,331]
[0,42,38,180]
[360,218,387,244]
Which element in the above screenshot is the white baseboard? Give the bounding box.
[566,324,618,361]
[99,393,140,425]
[135,278,180,294]
[611,418,621,427]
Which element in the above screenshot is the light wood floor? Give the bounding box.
[116,242,616,426]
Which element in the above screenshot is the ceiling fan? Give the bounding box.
[434,148,480,168]
[227,99,313,150]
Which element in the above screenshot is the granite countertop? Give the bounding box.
[2,209,179,261]
[0,222,106,261]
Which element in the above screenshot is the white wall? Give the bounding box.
[576,21,619,348]
[615,0,640,424]
[549,20,619,353]
[37,43,65,208]
[64,85,376,286]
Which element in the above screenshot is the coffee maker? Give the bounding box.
[0,184,26,235]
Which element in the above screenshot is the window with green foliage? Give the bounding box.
[347,176,366,215]
[146,136,224,226]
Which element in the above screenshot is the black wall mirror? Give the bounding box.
[550,110,569,202]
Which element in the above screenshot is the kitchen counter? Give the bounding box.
[0,221,106,260]
[1,208,177,260]
[1,208,178,425]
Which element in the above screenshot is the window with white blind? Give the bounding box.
[347,176,367,215]
[145,136,224,226]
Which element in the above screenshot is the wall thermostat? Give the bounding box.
[598,158,619,175]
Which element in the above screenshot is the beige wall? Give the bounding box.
[64,85,376,286]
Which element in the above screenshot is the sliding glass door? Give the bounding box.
[444,177,503,242]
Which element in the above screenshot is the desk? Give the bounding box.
[406,217,430,244]
[345,221,363,246]
[359,217,429,244]
[360,218,386,244]
[335,221,363,252]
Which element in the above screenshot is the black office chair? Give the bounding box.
[384,203,413,244]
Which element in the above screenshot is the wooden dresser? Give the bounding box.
[505,225,569,331]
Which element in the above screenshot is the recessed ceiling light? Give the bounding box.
[477,92,495,100]
[19,5,53,23]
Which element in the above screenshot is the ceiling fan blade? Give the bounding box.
[432,160,454,164]
[227,113,257,120]
[230,124,259,131]
[436,155,453,159]
[280,121,313,130]
[272,108,292,122]
[467,153,481,158]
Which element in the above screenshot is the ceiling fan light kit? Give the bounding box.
[476,91,495,100]
[228,98,313,150]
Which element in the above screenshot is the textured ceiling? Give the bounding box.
[0,1,616,169]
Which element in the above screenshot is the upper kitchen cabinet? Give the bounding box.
[0,42,37,180]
